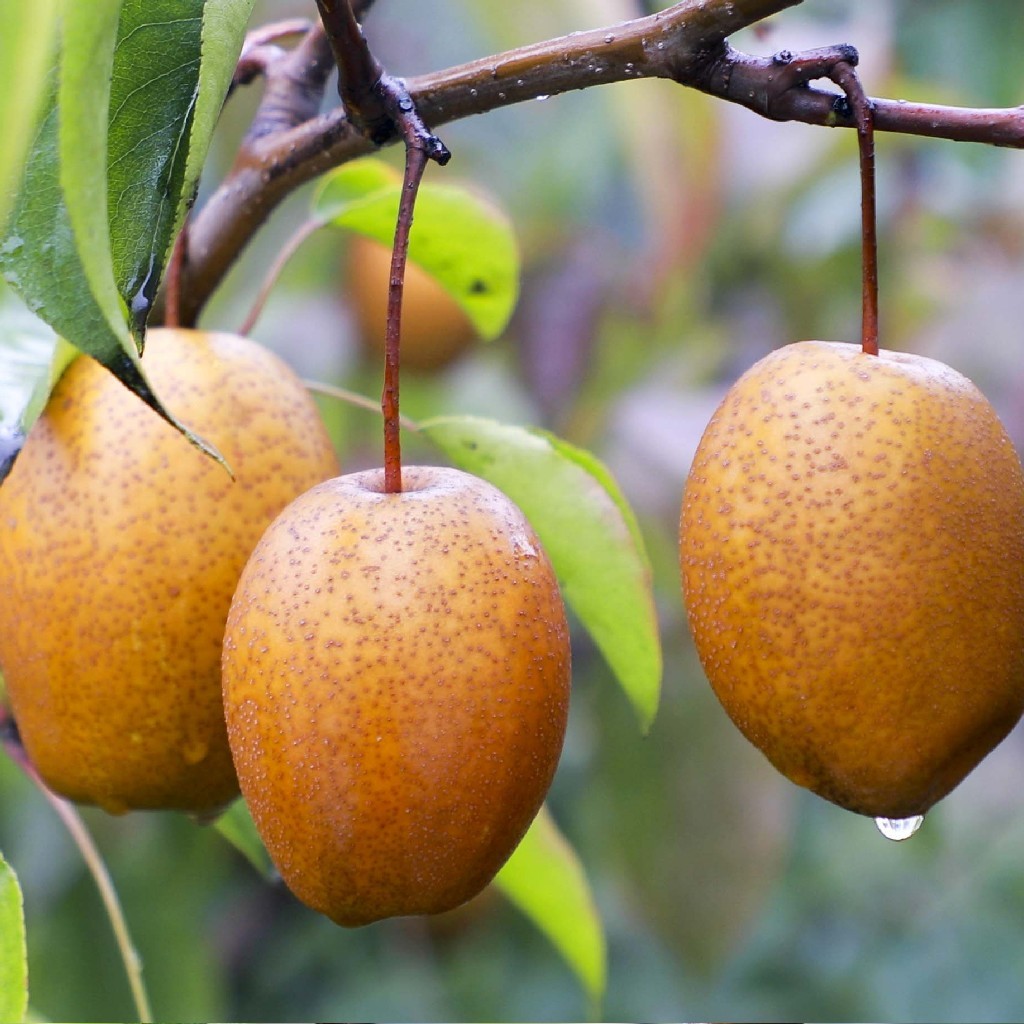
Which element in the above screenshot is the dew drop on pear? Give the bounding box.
[874,814,924,841]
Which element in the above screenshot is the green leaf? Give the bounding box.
[0,302,64,479]
[213,800,276,879]
[60,0,132,342]
[493,806,605,1008]
[0,3,232,472]
[313,159,520,340]
[421,415,662,731]
[312,154,401,213]
[0,0,58,234]
[184,0,258,206]
[106,0,206,331]
[0,852,28,1024]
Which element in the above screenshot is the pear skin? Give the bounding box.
[222,465,571,926]
[0,329,339,814]
[680,341,1024,818]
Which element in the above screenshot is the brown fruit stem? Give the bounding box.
[382,142,430,493]
[313,0,450,491]
[833,60,879,357]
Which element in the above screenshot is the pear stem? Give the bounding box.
[833,60,879,356]
[382,143,427,493]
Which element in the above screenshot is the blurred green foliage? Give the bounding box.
[4,1,1024,1020]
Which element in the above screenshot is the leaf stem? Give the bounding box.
[0,718,153,1023]
[239,218,324,336]
[303,377,420,432]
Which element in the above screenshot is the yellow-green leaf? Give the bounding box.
[0,853,27,1024]
[0,0,57,233]
[313,158,520,340]
[494,807,606,1008]
[213,800,276,879]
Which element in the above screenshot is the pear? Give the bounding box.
[0,329,339,814]
[347,235,477,372]
[222,465,571,926]
[680,340,1024,818]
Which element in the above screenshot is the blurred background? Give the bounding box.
[4,0,1024,1020]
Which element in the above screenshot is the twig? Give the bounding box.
[163,216,188,330]
[176,0,1024,326]
[242,22,336,144]
[232,18,313,90]
[1,717,153,1023]
[314,0,450,158]
[316,0,390,140]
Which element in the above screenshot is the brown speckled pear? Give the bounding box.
[347,235,477,372]
[680,341,1024,819]
[222,465,571,926]
[0,329,339,815]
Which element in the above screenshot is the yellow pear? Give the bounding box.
[680,340,1024,819]
[346,235,477,372]
[0,328,340,814]
[222,465,571,926]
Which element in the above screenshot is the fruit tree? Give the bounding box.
[2,1,1024,1021]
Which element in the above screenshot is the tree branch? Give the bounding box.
[176,0,1024,327]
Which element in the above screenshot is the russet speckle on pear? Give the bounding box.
[680,340,1024,818]
[222,465,571,927]
[0,328,340,814]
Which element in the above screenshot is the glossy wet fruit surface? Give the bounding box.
[680,340,1024,818]
[0,329,340,814]
[222,465,571,926]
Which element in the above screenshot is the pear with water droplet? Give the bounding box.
[680,341,1024,819]
[221,465,571,926]
[0,329,339,814]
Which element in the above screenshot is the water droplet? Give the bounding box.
[875,814,924,841]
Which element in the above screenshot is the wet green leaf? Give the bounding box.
[494,806,605,1008]
[0,853,27,1024]
[184,0,258,201]
[0,2,236,471]
[313,158,520,340]
[421,415,661,730]
[61,0,133,341]
[106,0,205,332]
